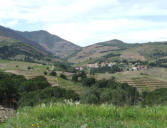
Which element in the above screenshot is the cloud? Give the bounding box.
[0,0,167,46]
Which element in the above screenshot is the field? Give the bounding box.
[1,60,167,92]
[95,67,167,92]
[1,103,167,128]
[0,60,86,94]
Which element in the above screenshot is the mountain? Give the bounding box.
[0,37,49,60]
[68,39,137,64]
[0,25,49,54]
[120,42,167,61]
[0,25,81,58]
[68,39,167,65]
[17,30,81,58]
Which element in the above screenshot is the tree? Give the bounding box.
[60,73,67,80]
[82,78,96,87]
[78,71,87,79]
[50,71,57,76]
[72,74,78,82]
[43,71,47,75]
[100,89,112,103]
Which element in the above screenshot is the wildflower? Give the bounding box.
[36,123,40,128]
[80,124,87,128]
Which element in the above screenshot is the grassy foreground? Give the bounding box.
[1,103,167,128]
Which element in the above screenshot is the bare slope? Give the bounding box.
[68,40,167,64]
[17,30,81,58]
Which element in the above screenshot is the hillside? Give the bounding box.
[68,39,167,65]
[68,39,139,64]
[95,67,167,92]
[0,25,49,54]
[0,25,81,58]
[121,42,167,61]
[17,30,81,58]
[0,37,49,60]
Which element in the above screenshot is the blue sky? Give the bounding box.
[0,0,167,46]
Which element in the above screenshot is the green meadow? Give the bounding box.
[1,103,167,128]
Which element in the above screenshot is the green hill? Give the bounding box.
[0,38,49,60]
[0,25,49,54]
[68,40,167,65]
[0,25,81,58]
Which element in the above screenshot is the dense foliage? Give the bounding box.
[54,61,76,73]
[0,70,167,109]
[149,58,167,68]
[0,40,45,61]
[142,88,167,106]
[81,78,139,106]
[90,65,122,74]
[18,87,79,107]
[0,72,79,108]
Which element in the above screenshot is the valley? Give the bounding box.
[0,25,167,128]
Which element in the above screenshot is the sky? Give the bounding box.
[0,0,167,46]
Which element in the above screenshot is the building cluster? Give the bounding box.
[130,65,148,71]
[87,62,116,68]
[75,61,148,72]
[75,67,84,71]
[75,62,116,71]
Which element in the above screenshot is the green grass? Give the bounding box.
[0,60,48,75]
[1,103,167,128]
[57,77,88,94]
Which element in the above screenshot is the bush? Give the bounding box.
[81,78,140,106]
[90,65,122,74]
[100,89,112,103]
[19,87,80,107]
[82,77,96,87]
[78,71,87,79]
[60,73,67,79]
[19,76,51,93]
[43,71,48,75]
[81,87,100,104]
[142,88,167,106]
[0,73,26,107]
[72,74,78,82]
[50,71,57,76]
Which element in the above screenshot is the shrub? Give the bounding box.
[81,87,100,104]
[142,88,167,106]
[100,89,112,103]
[19,76,51,93]
[0,73,26,107]
[72,74,78,82]
[43,71,48,75]
[60,73,67,79]
[19,87,80,107]
[81,78,140,106]
[78,71,87,79]
[50,71,57,76]
[82,77,96,87]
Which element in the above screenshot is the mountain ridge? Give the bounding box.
[0,25,81,58]
[0,25,50,55]
[17,30,81,58]
[68,39,167,65]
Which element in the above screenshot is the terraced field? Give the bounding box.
[120,77,167,92]
[95,67,167,92]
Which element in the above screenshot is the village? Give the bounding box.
[75,61,148,72]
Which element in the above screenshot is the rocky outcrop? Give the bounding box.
[0,106,15,123]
